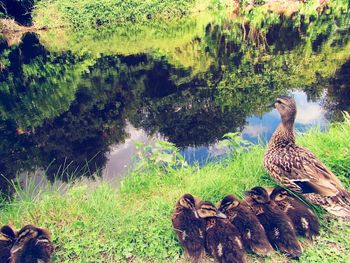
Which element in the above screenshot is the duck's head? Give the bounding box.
[270,186,290,202]
[218,195,240,213]
[245,187,270,204]
[179,193,200,218]
[10,225,54,257]
[272,96,297,125]
[197,201,227,219]
[0,225,17,242]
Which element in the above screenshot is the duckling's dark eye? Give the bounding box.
[276,99,282,104]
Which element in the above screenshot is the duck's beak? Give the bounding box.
[216,212,227,219]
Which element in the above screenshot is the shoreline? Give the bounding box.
[1,117,349,261]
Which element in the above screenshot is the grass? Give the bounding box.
[30,0,238,29]
[32,0,203,29]
[1,115,350,262]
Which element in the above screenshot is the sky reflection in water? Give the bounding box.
[105,91,328,175]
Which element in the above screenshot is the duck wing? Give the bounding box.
[288,146,347,196]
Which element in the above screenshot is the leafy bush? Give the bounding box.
[33,0,198,29]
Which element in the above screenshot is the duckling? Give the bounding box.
[0,225,17,263]
[218,195,273,256]
[264,96,350,218]
[172,194,205,263]
[197,201,246,263]
[10,225,54,263]
[270,186,320,240]
[245,187,302,259]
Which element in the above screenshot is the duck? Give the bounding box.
[245,187,302,259]
[197,200,246,263]
[0,225,17,263]
[9,224,54,263]
[264,96,350,218]
[218,195,273,256]
[172,194,206,263]
[270,186,320,240]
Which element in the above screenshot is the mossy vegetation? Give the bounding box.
[32,0,202,29]
[1,116,350,262]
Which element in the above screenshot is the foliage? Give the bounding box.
[1,5,349,195]
[219,132,253,155]
[213,7,350,107]
[0,34,95,128]
[134,141,188,174]
[0,0,36,25]
[33,0,199,29]
[1,119,350,261]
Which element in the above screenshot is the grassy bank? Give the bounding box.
[1,115,350,262]
[32,0,212,29]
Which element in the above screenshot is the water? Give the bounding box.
[1,8,350,196]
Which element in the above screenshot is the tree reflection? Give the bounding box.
[322,60,350,121]
[0,7,350,198]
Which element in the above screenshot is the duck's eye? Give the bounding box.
[223,201,232,207]
[276,99,282,104]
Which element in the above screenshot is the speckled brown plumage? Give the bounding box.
[264,96,350,218]
[0,225,17,263]
[197,201,246,263]
[172,194,205,263]
[270,186,320,240]
[218,195,273,256]
[245,187,302,259]
[10,225,54,263]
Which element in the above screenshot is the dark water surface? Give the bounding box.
[1,8,350,196]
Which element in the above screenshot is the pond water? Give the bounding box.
[1,8,350,196]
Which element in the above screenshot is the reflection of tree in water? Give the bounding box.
[0,120,38,198]
[131,87,247,147]
[0,33,84,129]
[0,56,131,196]
[29,56,132,181]
[124,55,247,148]
[322,60,350,121]
[1,7,350,197]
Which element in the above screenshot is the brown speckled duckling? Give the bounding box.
[218,195,273,256]
[270,186,320,240]
[0,225,17,263]
[197,201,246,263]
[10,225,54,263]
[172,194,205,263]
[245,187,302,259]
[264,96,350,218]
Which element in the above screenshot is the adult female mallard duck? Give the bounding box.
[10,225,54,263]
[197,201,246,263]
[172,194,206,263]
[0,225,17,263]
[264,96,350,218]
[245,187,302,259]
[270,186,320,240]
[218,195,273,256]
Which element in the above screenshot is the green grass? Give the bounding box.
[1,116,350,262]
[32,0,203,29]
[31,0,236,29]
